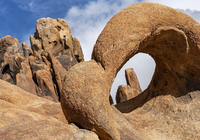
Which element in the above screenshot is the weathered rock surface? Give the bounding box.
[0,79,67,124]
[0,35,23,68]
[0,119,99,140]
[116,68,142,104]
[0,36,23,84]
[31,17,84,59]
[0,17,84,103]
[56,55,77,71]
[72,37,84,62]
[116,85,133,103]
[125,68,142,93]
[48,53,67,101]
[61,60,120,140]
[61,2,200,140]
[94,2,200,139]
[0,80,99,140]
[29,55,59,102]
[15,55,37,95]
[2,2,200,140]
[111,105,149,140]
[32,18,73,57]
[22,42,33,59]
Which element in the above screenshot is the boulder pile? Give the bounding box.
[1,2,200,140]
[0,18,84,102]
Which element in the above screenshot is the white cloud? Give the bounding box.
[65,0,139,61]
[144,0,200,11]
[144,0,200,23]
[64,0,200,103]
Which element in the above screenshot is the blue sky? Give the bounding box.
[0,0,91,43]
[1,0,200,101]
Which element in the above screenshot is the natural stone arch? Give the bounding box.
[92,3,200,112]
[61,2,200,140]
[110,52,155,104]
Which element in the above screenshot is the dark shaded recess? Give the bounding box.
[46,54,61,102]
[2,64,9,74]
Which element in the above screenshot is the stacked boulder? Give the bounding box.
[0,18,84,102]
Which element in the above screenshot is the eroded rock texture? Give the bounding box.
[1,2,200,140]
[0,35,23,84]
[0,18,84,102]
[61,2,200,140]
[0,80,99,140]
[61,60,120,140]
[31,17,84,62]
[116,68,142,104]
[0,17,98,139]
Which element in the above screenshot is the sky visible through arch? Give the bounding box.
[0,0,200,103]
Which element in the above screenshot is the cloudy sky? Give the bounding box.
[0,0,200,103]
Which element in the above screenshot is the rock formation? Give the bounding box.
[31,17,84,62]
[0,35,23,84]
[0,17,84,102]
[0,80,98,140]
[116,68,142,104]
[0,17,99,139]
[62,2,200,140]
[22,42,33,59]
[61,60,120,140]
[1,2,200,140]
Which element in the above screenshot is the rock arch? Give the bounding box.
[61,2,200,140]
[92,2,200,112]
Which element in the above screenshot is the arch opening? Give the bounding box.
[113,27,200,113]
[110,53,156,104]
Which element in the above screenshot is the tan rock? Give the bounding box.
[0,35,23,84]
[22,42,33,59]
[0,79,67,124]
[0,20,83,103]
[0,80,99,139]
[61,60,120,140]
[1,3,200,139]
[0,118,99,140]
[111,105,149,140]
[0,53,26,85]
[116,68,142,104]
[29,56,59,102]
[33,17,74,57]
[116,85,132,104]
[125,68,141,92]
[0,35,23,68]
[30,35,43,55]
[47,53,67,101]
[35,69,58,102]
[73,37,84,62]
[109,95,114,105]
[123,92,200,140]
[90,2,200,139]
[15,55,37,95]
